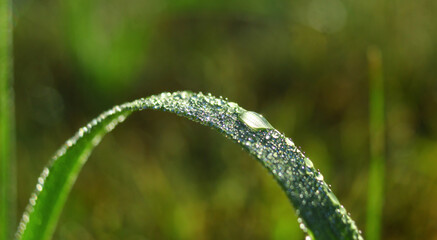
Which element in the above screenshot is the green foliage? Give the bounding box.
[366,47,385,240]
[10,0,437,238]
[0,0,15,239]
[16,91,362,240]
[16,108,132,240]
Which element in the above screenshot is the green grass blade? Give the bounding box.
[0,0,15,238]
[16,108,132,240]
[16,91,363,240]
[366,47,385,240]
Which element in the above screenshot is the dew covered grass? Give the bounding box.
[17,92,362,240]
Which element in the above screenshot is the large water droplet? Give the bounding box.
[239,111,274,130]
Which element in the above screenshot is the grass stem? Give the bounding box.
[0,0,15,239]
[366,46,385,240]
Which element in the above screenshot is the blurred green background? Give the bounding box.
[12,0,437,239]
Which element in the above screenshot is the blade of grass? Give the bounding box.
[0,0,15,239]
[16,108,133,240]
[366,47,385,240]
[16,91,363,240]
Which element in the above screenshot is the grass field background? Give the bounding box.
[10,0,437,239]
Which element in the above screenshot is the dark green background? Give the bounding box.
[13,0,437,239]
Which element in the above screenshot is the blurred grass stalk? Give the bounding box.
[0,0,15,239]
[366,46,385,240]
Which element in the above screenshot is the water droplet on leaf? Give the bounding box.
[285,137,295,146]
[239,111,274,130]
[304,158,314,168]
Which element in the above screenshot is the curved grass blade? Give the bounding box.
[16,91,363,240]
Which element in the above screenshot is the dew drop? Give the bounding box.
[22,214,29,224]
[29,193,37,206]
[228,102,239,109]
[298,219,309,234]
[238,111,274,130]
[285,138,295,147]
[316,172,324,181]
[304,158,314,168]
[78,128,85,137]
[271,130,280,139]
[37,177,44,185]
[66,140,74,147]
[327,191,340,206]
[42,167,49,177]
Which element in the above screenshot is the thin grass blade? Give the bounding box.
[0,0,15,238]
[366,47,385,240]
